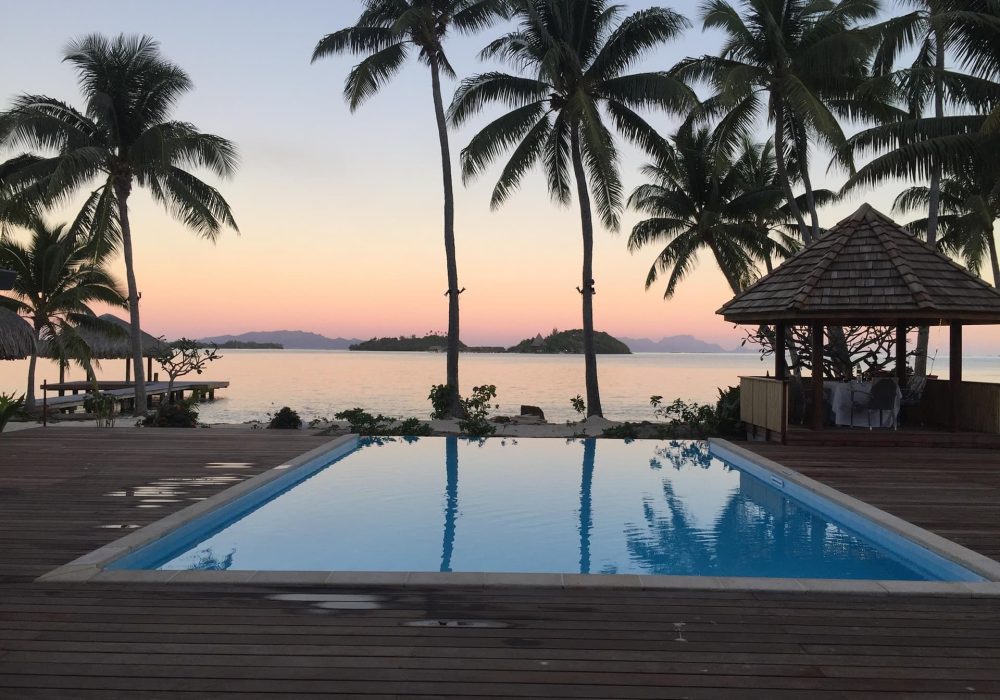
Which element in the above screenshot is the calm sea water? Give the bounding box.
[2,350,998,424]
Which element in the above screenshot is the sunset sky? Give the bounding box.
[2,0,998,354]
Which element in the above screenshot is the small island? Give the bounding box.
[350,334,468,352]
[508,330,631,354]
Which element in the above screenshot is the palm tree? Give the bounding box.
[847,1,1000,373]
[312,1,508,418]
[0,34,239,413]
[895,155,1000,287]
[0,220,127,410]
[671,0,879,245]
[450,0,696,417]
[628,125,821,298]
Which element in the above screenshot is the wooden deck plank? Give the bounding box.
[0,429,999,697]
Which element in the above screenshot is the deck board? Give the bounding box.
[0,428,999,697]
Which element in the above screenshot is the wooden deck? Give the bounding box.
[1,428,999,698]
[41,380,230,415]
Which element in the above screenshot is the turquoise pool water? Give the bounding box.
[115,437,974,580]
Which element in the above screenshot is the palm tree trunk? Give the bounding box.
[707,236,744,295]
[570,126,603,418]
[430,60,462,417]
[773,99,812,245]
[915,29,947,376]
[440,436,458,572]
[578,438,595,574]
[988,228,1000,288]
[114,179,147,415]
[25,347,38,412]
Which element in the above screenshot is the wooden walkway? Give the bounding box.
[0,429,999,698]
[42,380,230,415]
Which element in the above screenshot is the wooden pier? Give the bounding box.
[41,380,229,415]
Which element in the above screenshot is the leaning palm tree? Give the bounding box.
[0,220,127,410]
[672,0,879,245]
[629,125,831,298]
[895,155,1000,287]
[451,0,696,417]
[312,1,508,418]
[0,34,239,413]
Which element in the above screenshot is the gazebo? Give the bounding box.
[0,308,34,361]
[43,314,169,382]
[718,204,1000,439]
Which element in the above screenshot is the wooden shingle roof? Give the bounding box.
[718,204,1000,325]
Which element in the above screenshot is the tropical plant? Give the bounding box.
[847,0,1000,371]
[312,1,508,418]
[627,125,829,298]
[672,0,881,245]
[895,154,1000,287]
[0,392,27,433]
[155,338,221,402]
[0,34,239,413]
[141,396,200,428]
[457,383,497,437]
[451,0,696,416]
[333,407,433,436]
[0,220,126,410]
[268,406,303,429]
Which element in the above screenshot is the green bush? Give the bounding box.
[458,384,498,437]
[0,393,26,433]
[142,398,200,428]
[333,408,432,437]
[268,407,303,429]
[602,422,639,440]
[570,394,585,415]
[427,384,452,420]
[648,385,743,439]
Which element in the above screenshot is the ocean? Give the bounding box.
[2,350,998,425]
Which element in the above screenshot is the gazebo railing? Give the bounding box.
[739,376,788,443]
[923,379,1000,434]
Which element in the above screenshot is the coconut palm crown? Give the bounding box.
[0,34,239,413]
[671,0,881,245]
[312,0,509,418]
[450,0,696,416]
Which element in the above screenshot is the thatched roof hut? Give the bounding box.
[60,314,169,360]
[0,308,34,360]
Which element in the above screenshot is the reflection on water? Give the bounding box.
[155,437,929,580]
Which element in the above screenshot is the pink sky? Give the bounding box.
[2,1,998,355]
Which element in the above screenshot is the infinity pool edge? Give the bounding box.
[38,435,1000,596]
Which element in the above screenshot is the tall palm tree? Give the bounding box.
[847,1,1000,373]
[895,155,1000,287]
[450,0,695,417]
[0,221,127,410]
[312,1,508,418]
[671,0,879,245]
[0,34,239,413]
[628,126,828,298]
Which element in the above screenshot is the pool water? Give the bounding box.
[127,438,962,580]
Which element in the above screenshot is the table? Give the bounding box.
[825,380,901,428]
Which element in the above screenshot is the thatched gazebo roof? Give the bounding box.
[718,204,1000,325]
[43,314,169,360]
[0,308,34,360]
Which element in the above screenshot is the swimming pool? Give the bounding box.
[105,437,983,582]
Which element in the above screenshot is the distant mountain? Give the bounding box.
[199,330,362,350]
[620,334,738,353]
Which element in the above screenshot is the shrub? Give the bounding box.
[648,385,743,439]
[268,407,302,430]
[602,422,639,440]
[458,384,498,437]
[428,384,452,420]
[570,394,585,415]
[84,392,117,428]
[0,393,26,433]
[714,385,742,437]
[142,398,200,428]
[333,408,432,437]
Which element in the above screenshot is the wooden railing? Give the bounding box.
[739,376,788,442]
[922,379,1000,434]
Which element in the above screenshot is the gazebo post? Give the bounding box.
[895,323,907,386]
[950,322,963,431]
[810,322,824,431]
[147,355,153,383]
[125,358,130,383]
[774,321,787,380]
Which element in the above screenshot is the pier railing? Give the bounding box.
[739,376,788,443]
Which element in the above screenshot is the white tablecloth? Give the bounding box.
[825,380,902,428]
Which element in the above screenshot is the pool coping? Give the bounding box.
[38,435,1000,596]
